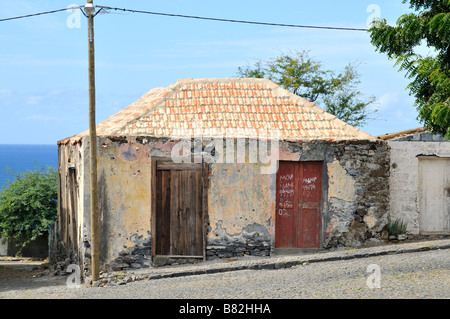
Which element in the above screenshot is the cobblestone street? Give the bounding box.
[0,240,448,300]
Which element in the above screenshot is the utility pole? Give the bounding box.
[85,0,100,283]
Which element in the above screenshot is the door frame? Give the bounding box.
[274,160,325,253]
[151,157,209,261]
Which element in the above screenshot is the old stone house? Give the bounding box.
[53,77,390,273]
[378,128,450,235]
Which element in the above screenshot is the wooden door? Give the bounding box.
[275,161,322,248]
[67,168,78,254]
[420,158,450,233]
[153,160,205,257]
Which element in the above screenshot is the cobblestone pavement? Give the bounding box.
[0,239,449,299]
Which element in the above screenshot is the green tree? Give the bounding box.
[0,166,58,256]
[237,50,377,127]
[369,0,450,138]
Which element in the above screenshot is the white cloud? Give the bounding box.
[26,96,45,105]
[0,89,12,97]
[24,114,61,121]
[376,92,402,111]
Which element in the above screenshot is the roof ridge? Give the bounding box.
[58,77,374,145]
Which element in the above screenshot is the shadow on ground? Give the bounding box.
[0,261,66,294]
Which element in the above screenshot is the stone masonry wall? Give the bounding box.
[205,139,391,258]
[325,141,390,247]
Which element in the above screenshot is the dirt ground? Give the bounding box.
[0,258,67,296]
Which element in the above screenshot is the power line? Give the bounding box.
[100,6,369,31]
[0,5,370,32]
[0,8,68,22]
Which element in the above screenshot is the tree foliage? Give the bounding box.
[0,166,58,255]
[369,0,450,138]
[237,50,377,127]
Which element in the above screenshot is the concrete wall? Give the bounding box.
[0,236,7,256]
[7,234,49,258]
[388,134,450,234]
[56,136,391,272]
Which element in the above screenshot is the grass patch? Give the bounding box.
[388,218,408,236]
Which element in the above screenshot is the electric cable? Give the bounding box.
[101,6,369,31]
[0,8,68,22]
[0,6,370,32]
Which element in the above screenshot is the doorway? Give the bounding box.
[419,158,450,234]
[151,159,207,260]
[275,161,323,249]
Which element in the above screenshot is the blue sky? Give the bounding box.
[0,0,422,144]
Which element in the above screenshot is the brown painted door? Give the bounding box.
[154,162,204,257]
[275,161,322,248]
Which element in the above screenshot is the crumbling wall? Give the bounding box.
[206,139,391,257]
[325,141,390,247]
[83,136,193,271]
[207,159,273,259]
[52,141,86,265]
[61,136,390,272]
[94,137,163,271]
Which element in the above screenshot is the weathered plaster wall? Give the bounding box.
[208,162,273,236]
[52,141,86,265]
[207,156,274,258]
[57,136,390,271]
[94,137,182,271]
[388,138,450,234]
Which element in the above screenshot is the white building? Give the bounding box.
[378,128,450,235]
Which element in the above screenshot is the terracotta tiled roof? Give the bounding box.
[58,78,373,144]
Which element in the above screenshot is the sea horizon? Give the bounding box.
[0,144,58,190]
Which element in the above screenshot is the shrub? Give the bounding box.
[0,166,57,255]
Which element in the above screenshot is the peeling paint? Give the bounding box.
[279,146,301,161]
[154,140,179,153]
[208,161,272,236]
[212,220,270,243]
[327,160,356,202]
[119,143,138,162]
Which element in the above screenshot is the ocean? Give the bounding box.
[0,144,58,191]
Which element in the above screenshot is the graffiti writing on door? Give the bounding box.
[302,176,318,197]
[278,173,294,216]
